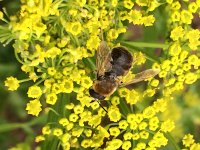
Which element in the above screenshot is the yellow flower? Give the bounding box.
[27,86,42,98]
[142,15,155,26]
[46,47,61,59]
[190,143,200,150]
[65,103,75,110]
[185,72,197,84]
[122,141,131,150]
[86,35,100,50]
[77,0,86,7]
[35,135,45,142]
[132,133,140,140]
[151,132,168,148]
[139,122,148,130]
[66,122,74,131]
[72,127,84,137]
[108,106,121,122]
[51,83,62,94]
[73,105,84,114]
[84,129,92,137]
[69,113,79,122]
[171,11,180,22]
[124,0,134,9]
[26,99,42,116]
[186,29,200,50]
[170,26,184,41]
[150,79,159,87]
[69,9,78,17]
[139,130,149,139]
[46,93,57,105]
[143,106,156,119]
[118,87,130,97]
[166,0,173,4]
[127,113,136,123]
[188,2,198,13]
[61,133,71,144]
[134,52,146,65]
[53,128,63,137]
[81,76,93,89]
[81,139,92,148]
[62,79,73,93]
[187,55,199,68]
[128,10,142,24]
[107,29,119,41]
[107,139,122,150]
[136,0,148,6]
[47,67,57,76]
[88,115,101,127]
[109,127,120,137]
[153,98,167,112]
[118,120,129,129]
[171,1,181,10]
[123,132,132,140]
[181,10,193,24]
[65,21,82,36]
[0,11,3,19]
[169,42,181,56]
[126,89,140,105]
[111,96,120,106]
[111,0,118,7]
[4,76,20,91]
[160,119,175,132]
[42,125,51,135]
[182,134,195,147]
[59,118,69,126]
[137,142,146,149]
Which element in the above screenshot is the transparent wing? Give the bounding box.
[96,41,112,78]
[119,69,160,87]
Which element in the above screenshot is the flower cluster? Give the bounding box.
[1,0,200,149]
[182,134,200,150]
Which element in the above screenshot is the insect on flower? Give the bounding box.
[89,41,160,111]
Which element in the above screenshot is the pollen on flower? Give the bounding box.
[26,99,42,116]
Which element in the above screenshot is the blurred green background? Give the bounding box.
[0,0,200,150]
[0,1,44,149]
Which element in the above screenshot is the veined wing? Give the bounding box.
[119,69,160,87]
[96,41,112,78]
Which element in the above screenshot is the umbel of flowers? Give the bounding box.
[1,0,200,149]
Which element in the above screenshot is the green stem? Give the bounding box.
[121,41,168,49]
[19,78,33,83]
[0,115,46,133]
[165,133,181,150]
[86,58,96,70]
[34,78,46,86]
[14,49,25,64]
[48,108,60,117]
